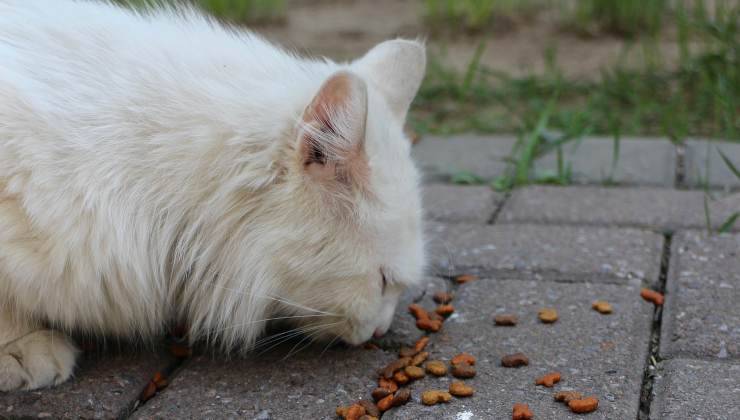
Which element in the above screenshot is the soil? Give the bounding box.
[258,0,684,79]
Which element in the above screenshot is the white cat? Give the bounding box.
[0,0,426,391]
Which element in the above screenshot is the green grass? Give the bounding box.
[423,0,539,33]
[564,0,668,37]
[411,3,740,142]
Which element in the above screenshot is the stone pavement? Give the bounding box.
[0,135,738,419]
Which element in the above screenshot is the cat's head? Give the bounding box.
[269,39,426,346]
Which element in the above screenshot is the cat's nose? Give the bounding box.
[373,328,386,339]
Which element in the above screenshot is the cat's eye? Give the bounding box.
[380,270,388,295]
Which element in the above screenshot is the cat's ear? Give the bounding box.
[298,71,369,184]
[354,39,426,121]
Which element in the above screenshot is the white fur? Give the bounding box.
[0,0,426,390]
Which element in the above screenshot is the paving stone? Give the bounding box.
[685,140,740,191]
[0,346,173,419]
[132,345,397,420]
[383,277,653,419]
[661,231,740,359]
[427,222,663,284]
[499,185,740,232]
[372,277,450,349]
[536,137,677,187]
[412,135,516,182]
[652,358,740,420]
[423,184,504,224]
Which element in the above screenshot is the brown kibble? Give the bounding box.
[391,389,411,407]
[425,360,448,376]
[501,352,529,368]
[336,406,349,418]
[140,380,157,402]
[512,403,533,420]
[455,274,479,284]
[494,314,518,326]
[358,416,378,420]
[376,394,394,412]
[371,387,391,402]
[538,308,558,323]
[414,336,430,352]
[449,381,475,397]
[535,372,561,387]
[379,358,411,379]
[357,400,379,418]
[411,351,429,366]
[451,353,476,366]
[152,372,168,390]
[592,300,613,314]
[435,304,455,317]
[421,390,453,405]
[404,365,426,380]
[554,391,583,404]
[641,288,664,306]
[416,318,443,332]
[433,291,453,304]
[393,370,410,385]
[399,346,418,358]
[408,303,428,319]
[451,363,476,378]
[377,378,398,393]
[568,396,599,414]
[345,404,366,420]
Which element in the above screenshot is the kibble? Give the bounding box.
[411,351,429,367]
[391,389,411,407]
[377,378,398,393]
[538,308,558,323]
[399,346,417,358]
[376,394,393,412]
[435,304,455,317]
[451,363,476,378]
[512,403,533,420]
[455,274,479,284]
[414,336,430,352]
[433,291,453,304]
[640,288,664,306]
[592,300,613,314]
[344,404,366,420]
[371,387,391,402]
[404,365,425,380]
[449,381,475,397]
[358,416,378,420]
[494,314,518,326]
[392,370,410,385]
[451,353,476,366]
[568,396,599,414]
[357,400,379,418]
[535,372,561,387]
[554,391,583,403]
[501,353,529,368]
[425,360,448,376]
[379,358,410,379]
[421,390,452,405]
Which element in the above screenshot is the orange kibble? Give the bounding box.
[455,274,479,284]
[376,394,394,412]
[512,403,533,420]
[378,377,398,393]
[414,336,430,352]
[433,291,453,304]
[640,288,664,305]
[451,352,476,366]
[568,396,599,414]
[393,370,410,385]
[535,372,561,387]
[435,304,455,317]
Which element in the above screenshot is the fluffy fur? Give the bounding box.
[0,0,426,391]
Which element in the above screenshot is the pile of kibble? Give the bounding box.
[335,275,664,420]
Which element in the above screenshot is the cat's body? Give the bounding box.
[0,0,426,391]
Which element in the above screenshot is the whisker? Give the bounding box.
[210,284,340,316]
[214,314,331,334]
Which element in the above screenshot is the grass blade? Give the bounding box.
[718,212,739,233]
[717,148,740,180]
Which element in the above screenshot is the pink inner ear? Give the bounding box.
[299,71,369,186]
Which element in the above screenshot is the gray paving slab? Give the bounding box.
[0,347,173,419]
[535,137,677,187]
[423,184,504,224]
[412,135,516,182]
[651,358,740,420]
[132,345,397,420]
[383,277,654,419]
[427,222,664,284]
[685,140,740,191]
[498,185,740,232]
[661,231,740,360]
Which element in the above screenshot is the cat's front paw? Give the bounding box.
[0,330,79,391]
